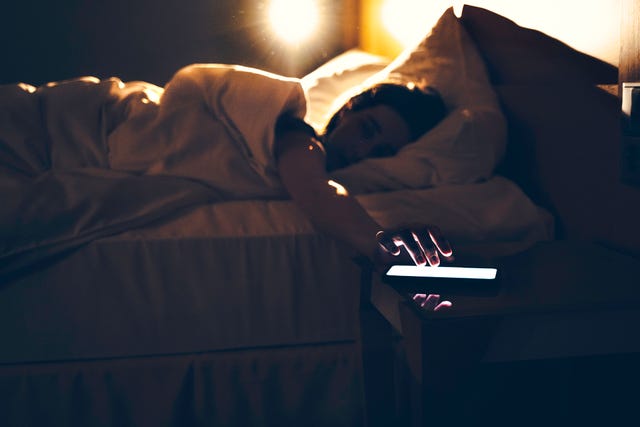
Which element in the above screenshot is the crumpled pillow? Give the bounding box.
[329,7,506,194]
[301,49,390,133]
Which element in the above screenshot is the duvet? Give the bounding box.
[0,65,307,277]
[0,64,553,278]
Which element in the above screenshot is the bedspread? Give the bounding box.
[0,64,552,279]
[0,65,307,277]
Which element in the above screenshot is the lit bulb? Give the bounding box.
[269,0,319,45]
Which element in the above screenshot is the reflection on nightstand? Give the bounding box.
[362,241,640,426]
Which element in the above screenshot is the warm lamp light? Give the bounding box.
[269,0,319,45]
[381,0,448,48]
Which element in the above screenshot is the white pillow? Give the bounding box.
[301,49,390,133]
[329,8,507,194]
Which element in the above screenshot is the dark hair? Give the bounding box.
[323,83,447,141]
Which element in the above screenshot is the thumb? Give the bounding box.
[376,231,401,255]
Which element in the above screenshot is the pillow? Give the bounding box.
[329,7,506,193]
[301,49,390,133]
[459,5,618,85]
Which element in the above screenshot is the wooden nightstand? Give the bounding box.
[362,241,640,426]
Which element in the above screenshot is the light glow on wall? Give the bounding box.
[461,0,620,65]
[366,0,619,65]
[381,0,450,48]
[269,0,320,45]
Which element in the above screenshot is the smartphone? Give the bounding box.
[382,264,501,296]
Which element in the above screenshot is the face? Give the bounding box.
[323,104,411,171]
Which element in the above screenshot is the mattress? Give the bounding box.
[0,199,361,365]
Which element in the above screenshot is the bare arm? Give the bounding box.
[276,129,381,260]
[275,128,453,268]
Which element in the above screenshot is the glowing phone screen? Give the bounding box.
[386,265,497,280]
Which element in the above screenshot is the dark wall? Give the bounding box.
[1,0,351,86]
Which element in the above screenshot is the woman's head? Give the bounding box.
[322,83,446,171]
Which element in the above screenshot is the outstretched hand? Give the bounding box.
[375,225,454,312]
[376,224,453,267]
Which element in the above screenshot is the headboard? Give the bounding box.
[459,6,618,85]
[458,6,640,257]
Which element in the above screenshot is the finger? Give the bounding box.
[434,300,453,311]
[376,231,401,255]
[427,226,453,258]
[420,294,440,311]
[414,229,439,266]
[394,230,427,266]
[412,293,427,305]
[376,230,400,256]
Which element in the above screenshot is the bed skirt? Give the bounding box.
[0,341,364,427]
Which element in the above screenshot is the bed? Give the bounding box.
[0,4,635,427]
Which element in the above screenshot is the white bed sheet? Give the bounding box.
[0,172,552,365]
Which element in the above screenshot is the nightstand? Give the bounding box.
[362,240,640,426]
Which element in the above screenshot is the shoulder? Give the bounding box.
[275,114,318,138]
[274,114,325,159]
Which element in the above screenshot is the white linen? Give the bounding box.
[0,199,361,363]
[358,176,553,249]
[0,175,551,364]
[0,66,307,276]
[301,49,390,133]
[324,8,507,193]
[108,64,307,194]
[1,55,549,280]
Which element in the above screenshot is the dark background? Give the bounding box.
[0,0,351,86]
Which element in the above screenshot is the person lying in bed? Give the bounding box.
[2,66,453,305]
[275,83,454,275]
